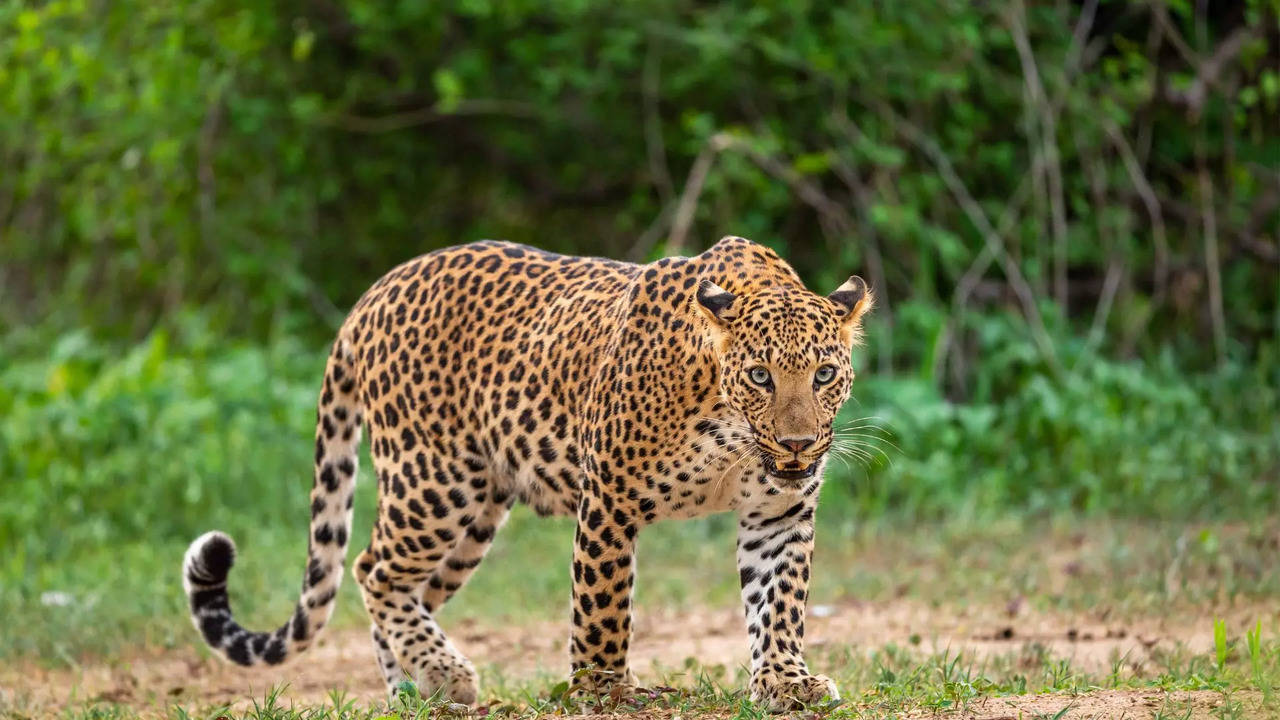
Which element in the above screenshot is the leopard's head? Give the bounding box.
[695,276,873,489]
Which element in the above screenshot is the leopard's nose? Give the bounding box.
[778,436,816,454]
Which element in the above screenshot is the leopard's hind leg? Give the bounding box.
[360,482,514,703]
[354,449,515,704]
[420,484,515,612]
[369,622,405,696]
[355,534,479,704]
[353,547,409,698]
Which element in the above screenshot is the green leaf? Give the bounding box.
[292,27,315,63]
[433,68,463,112]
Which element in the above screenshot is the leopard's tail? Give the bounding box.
[182,337,362,666]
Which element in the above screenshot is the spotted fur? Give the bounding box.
[182,236,872,711]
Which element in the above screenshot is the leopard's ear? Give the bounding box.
[695,279,739,326]
[829,276,872,338]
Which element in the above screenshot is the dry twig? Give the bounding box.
[319,99,541,134]
[1199,166,1228,365]
[668,133,732,254]
[1103,120,1170,301]
[1009,0,1070,310]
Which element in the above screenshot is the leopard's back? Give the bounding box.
[343,241,639,515]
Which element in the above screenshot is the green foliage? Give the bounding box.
[1247,620,1274,702]
[1,0,1276,369]
[1,0,1278,675]
[0,320,344,659]
[2,321,1273,580]
[1217,618,1230,671]
[0,322,323,560]
[844,316,1280,517]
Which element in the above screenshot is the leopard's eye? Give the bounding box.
[814,365,837,385]
[748,367,772,387]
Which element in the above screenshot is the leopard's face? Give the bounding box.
[695,278,873,490]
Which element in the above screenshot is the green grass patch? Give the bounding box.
[12,629,1279,720]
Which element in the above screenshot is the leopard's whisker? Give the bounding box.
[713,444,761,497]
[686,436,753,478]
[839,435,890,461]
[823,447,857,474]
[831,443,873,465]
[836,414,885,427]
[833,421,887,433]
[832,432,901,453]
[832,439,890,467]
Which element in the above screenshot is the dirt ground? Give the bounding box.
[2,599,1272,719]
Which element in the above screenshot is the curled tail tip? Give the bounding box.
[183,530,265,665]
[181,530,301,668]
[184,530,236,590]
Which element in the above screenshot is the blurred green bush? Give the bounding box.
[0,321,320,567]
[0,1,1276,561]
[1,0,1276,373]
[2,316,1275,583]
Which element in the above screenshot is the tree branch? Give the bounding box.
[1199,166,1228,365]
[888,111,1063,376]
[1009,0,1070,310]
[318,99,543,133]
[1169,26,1258,118]
[1103,120,1170,300]
[667,133,731,253]
[642,34,675,205]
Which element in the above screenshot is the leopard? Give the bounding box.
[182,235,872,711]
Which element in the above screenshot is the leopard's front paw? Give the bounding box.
[418,659,479,706]
[569,667,638,698]
[752,673,839,712]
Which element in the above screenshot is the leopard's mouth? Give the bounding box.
[762,456,818,482]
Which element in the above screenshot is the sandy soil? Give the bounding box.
[2,600,1273,718]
